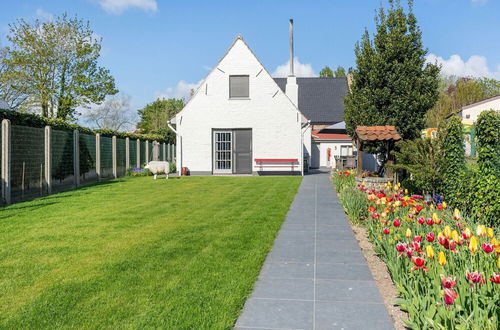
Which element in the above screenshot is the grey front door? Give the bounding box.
[233,129,252,174]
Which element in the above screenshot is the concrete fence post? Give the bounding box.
[136,139,140,168]
[73,130,80,187]
[145,140,149,164]
[153,141,158,161]
[1,119,11,205]
[167,144,171,162]
[96,133,101,181]
[44,126,52,194]
[162,143,166,161]
[112,136,117,179]
[173,144,176,162]
[125,137,130,170]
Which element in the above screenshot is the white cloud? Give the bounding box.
[426,53,500,80]
[156,79,203,101]
[98,0,158,14]
[271,57,317,78]
[36,8,53,21]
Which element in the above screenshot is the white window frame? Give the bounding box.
[213,130,233,173]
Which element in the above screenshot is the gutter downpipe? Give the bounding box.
[167,120,181,176]
[301,120,311,176]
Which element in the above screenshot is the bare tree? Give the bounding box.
[83,94,135,131]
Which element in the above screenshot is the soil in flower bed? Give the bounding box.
[350,224,409,330]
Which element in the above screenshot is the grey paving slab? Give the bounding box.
[236,298,313,329]
[236,172,393,330]
[260,262,314,279]
[252,278,314,300]
[315,301,394,330]
[315,263,373,281]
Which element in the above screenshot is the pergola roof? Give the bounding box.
[355,126,401,142]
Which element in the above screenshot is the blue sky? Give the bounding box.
[1,0,499,115]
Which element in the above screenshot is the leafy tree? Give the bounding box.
[3,14,117,119]
[137,98,184,143]
[334,66,346,77]
[438,115,465,205]
[0,46,26,109]
[319,66,333,78]
[345,0,440,160]
[451,78,485,111]
[83,94,135,131]
[475,110,500,176]
[425,90,452,127]
[477,78,500,99]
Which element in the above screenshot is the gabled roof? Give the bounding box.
[355,126,401,141]
[312,130,351,141]
[274,77,348,124]
[461,95,500,110]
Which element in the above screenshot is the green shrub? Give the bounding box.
[438,115,466,205]
[169,162,176,174]
[338,186,368,225]
[476,110,500,176]
[126,167,152,177]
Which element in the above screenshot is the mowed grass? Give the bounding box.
[0,176,301,329]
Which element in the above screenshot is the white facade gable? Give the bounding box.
[460,96,500,125]
[174,36,307,175]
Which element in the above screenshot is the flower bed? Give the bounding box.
[333,170,499,329]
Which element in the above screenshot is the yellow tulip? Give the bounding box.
[430,204,435,210]
[443,226,452,239]
[487,227,494,239]
[476,225,487,237]
[453,208,461,221]
[405,228,412,238]
[432,212,442,224]
[452,230,460,243]
[463,227,472,239]
[426,245,435,259]
[469,236,479,253]
[404,188,408,195]
[438,251,446,266]
[491,237,499,248]
[442,202,447,209]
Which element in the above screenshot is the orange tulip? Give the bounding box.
[438,251,446,266]
[432,213,442,224]
[491,238,499,248]
[469,236,479,253]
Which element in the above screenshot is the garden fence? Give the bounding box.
[0,119,175,206]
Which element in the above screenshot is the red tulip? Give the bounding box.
[383,227,390,235]
[426,232,435,242]
[406,250,413,258]
[368,206,376,212]
[482,243,494,253]
[443,288,458,305]
[438,236,447,246]
[411,256,428,271]
[440,275,457,288]
[393,219,401,227]
[415,205,423,214]
[426,218,434,226]
[395,242,407,255]
[372,212,380,219]
[448,240,457,252]
[377,192,386,199]
[413,236,422,243]
[437,204,444,211]
[408,214,414,219]
[412,241,422,252]
[490,273,500,284]
[466,271,485,284]
[417,217,425,225]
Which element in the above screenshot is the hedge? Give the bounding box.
[0,109,167,142]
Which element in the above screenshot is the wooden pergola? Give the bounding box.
[354,126,402,177]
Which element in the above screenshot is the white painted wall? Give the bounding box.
[316,141,354,167]
[461,98,500,125]
[175,38,304,174]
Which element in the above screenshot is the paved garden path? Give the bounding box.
[235,171,394,330]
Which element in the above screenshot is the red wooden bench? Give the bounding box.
[254,158,299,172]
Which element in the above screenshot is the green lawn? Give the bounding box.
[0,176,301,329]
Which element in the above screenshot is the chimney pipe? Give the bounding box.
[289,19,294,77]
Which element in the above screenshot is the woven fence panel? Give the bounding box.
[11,125,45,203]
[148,142,154,162]
[129,139,137,169]
[51,129,74,193]
[140,140,146,167]
[79,133,97,184]
[116,138,126,177]
[100,136,113,178]
[159,143,165,161]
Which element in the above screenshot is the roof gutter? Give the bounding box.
[301,120,311,176]
[167,119,181,176]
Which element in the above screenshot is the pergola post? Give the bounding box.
[356,139,363,176]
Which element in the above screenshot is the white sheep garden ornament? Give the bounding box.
[144,161,171,179]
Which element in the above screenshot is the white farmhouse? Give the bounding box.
[170,21,350,175]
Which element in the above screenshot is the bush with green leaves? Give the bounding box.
[438,115,466,205]
[338,186,368,225]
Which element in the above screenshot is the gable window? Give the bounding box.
[229,75,249,98]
